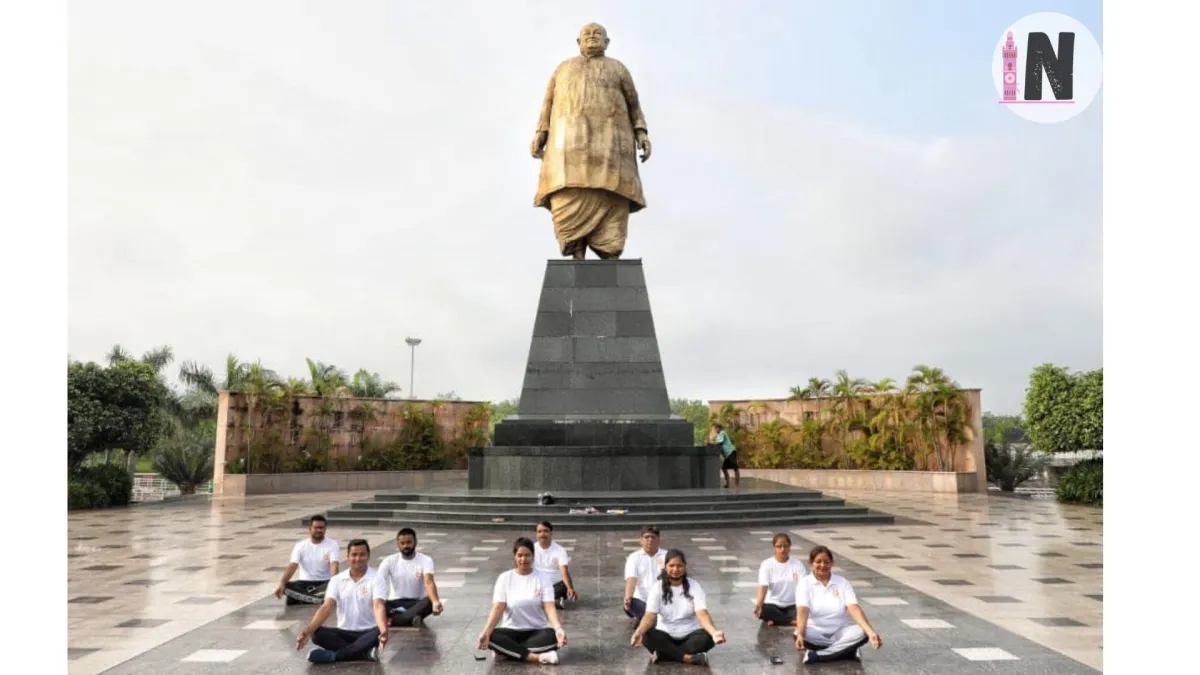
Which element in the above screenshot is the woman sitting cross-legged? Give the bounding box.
[476,537,567,665]
[793,545,883,664]
[754,532,809,627]
[630,549,726,666]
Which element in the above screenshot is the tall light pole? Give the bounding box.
[405,337,422,399]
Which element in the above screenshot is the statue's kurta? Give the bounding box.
[534,55,648,213]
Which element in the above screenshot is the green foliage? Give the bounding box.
[1024,364,1103,453]
[669,398,712,446]
[488,398,520,437]
[985,439,1047,491]
[983,413,1027,444]
[75,463,134,507]
[1055,458,1103,505]
[153,420,217,494]
[395,404,444,469]
[68,480,109,510]
[292,429,332,472]
[68,360,167,474]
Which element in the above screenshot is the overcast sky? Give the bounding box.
[68,0,1102,414]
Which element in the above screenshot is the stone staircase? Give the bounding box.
[310,483,895,531]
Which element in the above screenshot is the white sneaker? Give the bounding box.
[537,651,559,665]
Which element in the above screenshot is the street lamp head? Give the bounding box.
[405,337,422,347]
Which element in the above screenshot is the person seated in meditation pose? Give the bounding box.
[534,520,578,609]
[754,533,809,627]
[295,539,388,664]
[623,524,667,621]
[476,537,568,665]
[275,515,340,605]
[630,549,726,666]
[793,545,883,664]
[376,527,443,627]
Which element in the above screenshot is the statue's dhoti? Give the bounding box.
[549,187,630,259]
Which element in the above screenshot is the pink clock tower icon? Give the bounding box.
[1002,31,1018,101]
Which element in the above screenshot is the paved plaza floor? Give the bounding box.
[67,487,1102,674]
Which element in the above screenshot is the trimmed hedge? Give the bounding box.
[68,463,134,511]
[68,480,110,510]
[1055,458,1102,506]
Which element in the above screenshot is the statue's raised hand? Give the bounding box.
[531,130,549,159]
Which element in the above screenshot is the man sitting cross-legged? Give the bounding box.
[534,520,578,610]
[623,525,667,622]
[275,515,341,605]
[295,539,389,664]
[376,527,444,627]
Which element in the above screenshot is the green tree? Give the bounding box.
[1024,364,1103,453]
[983,413,1028,444]
[670,398,711,446]
[350,369,401,398]
[68,360,166,474]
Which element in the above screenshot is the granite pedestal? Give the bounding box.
[469,259,718,492]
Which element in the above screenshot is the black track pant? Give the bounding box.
[642,628,715,663]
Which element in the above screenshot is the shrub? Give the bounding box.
[68,479,109,510]
[985,441,1047,492]
[1055,458,1103,505]
[75,463,134,507]
[153,421,216,494]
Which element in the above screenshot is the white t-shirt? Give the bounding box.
[325,568,385,631]
[534,541,570,585]
[492,569,554,631]
[624,548,667,601]
[758,556,809,606]
[377,551,435,600]
[645,579,708,639]
[798,574,858,636]
[290,538,341,581]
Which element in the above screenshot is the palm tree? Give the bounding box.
[306,358,350,397]
[789,377,832,400]
[349,369,401,398]
[905,365,972,471]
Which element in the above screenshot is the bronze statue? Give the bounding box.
[531,23,651,260]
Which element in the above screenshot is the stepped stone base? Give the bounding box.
[471,259,710,492]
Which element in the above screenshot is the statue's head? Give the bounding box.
[577,23,609,58]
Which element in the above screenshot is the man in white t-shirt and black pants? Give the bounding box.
[376,527,443,627]
[275,515,341,605]
[296,538,389,663]
[534,521,577,610]
[623,525,667,622]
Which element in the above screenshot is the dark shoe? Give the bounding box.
[412,615,424,628]
[307,649,336,663]
[690,652,709,665]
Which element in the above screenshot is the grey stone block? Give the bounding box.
[575,264,618,287]
[569,363,667,390]
[616,263,646,288]
[615,311,657,337]
[571,311,617,337]
[532,312,573,338]
[543,263,575,288]
[537,287,572,312]
[522,364,571,390]
[527,337,572,363]
[571,287,651,312]
[468,444,719,491]
[573,337,661,363]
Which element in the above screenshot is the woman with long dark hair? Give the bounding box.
[754,533,808,626]
[794,545,882,664]
[476,537,568,665]
[629,549,725,666]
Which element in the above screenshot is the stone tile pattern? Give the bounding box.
[91,526,1099,674]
